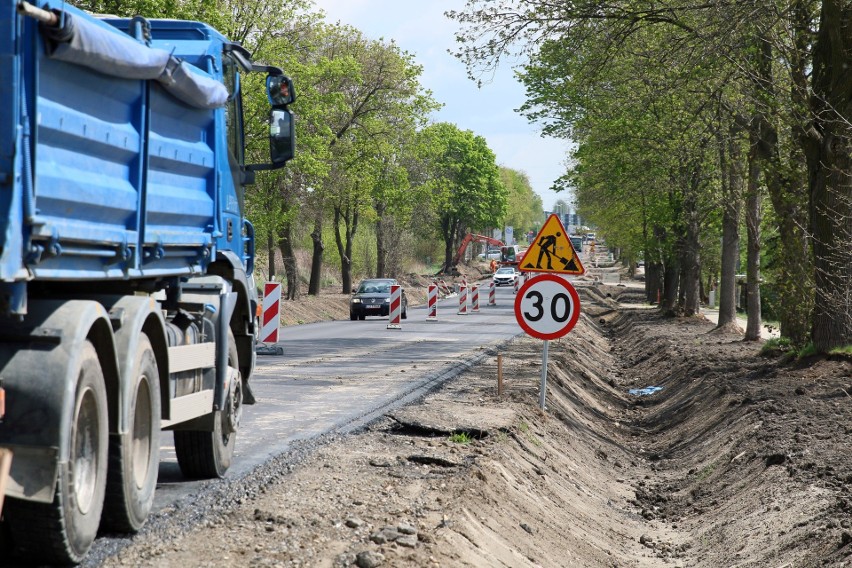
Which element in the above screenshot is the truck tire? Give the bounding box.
[102,334,161,533]
[173,332,239,478]
[4,341,108,564]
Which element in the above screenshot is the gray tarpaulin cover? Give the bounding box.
[41,12,228,109]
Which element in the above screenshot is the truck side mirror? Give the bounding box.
[267,75,295,106]
[270,108,295,165]
[246,72,296,174]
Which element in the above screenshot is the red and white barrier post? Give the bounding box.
[427,284,438,320]
[261,282,282,343]
[471,285,480,312]
[387,284,402,329]
[458,285,469,315]
[514,276,520,294]
[488,281,496,306]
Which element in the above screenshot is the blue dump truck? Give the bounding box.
[0,1,295,562]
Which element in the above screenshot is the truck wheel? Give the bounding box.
[102,334,161,533]
[5,341,108,564]
[174,332,238,478]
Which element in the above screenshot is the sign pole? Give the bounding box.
[540,340,549,410]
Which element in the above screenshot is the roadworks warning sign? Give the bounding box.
[520,214,585,275]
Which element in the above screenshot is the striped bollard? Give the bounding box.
[488,281,496,306]
[514,276,519,294]
[427,284,438,320]
[471,285,480,312]
[387,284,402,329]
[458,285,469,315]
[261,282,282,343]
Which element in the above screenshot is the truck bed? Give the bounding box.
[0,3,240,292]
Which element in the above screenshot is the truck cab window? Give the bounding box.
[222,55,244,176]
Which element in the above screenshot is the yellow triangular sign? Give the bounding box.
[520,214,585,275]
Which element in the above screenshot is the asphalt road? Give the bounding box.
[151,281,525,509]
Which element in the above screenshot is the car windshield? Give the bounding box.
[496,268,514,275]
[357,280,393,294]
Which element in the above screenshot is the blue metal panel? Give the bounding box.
[144,83,215,252]
[32,31,144,274]
[1,6,249,294]
[0,3,23,280]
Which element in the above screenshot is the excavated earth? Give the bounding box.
[57,278,852,566]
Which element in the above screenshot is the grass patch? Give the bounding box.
[449,432,472,444]
[517,421,543,447]
[797,342,818,359]
[696,461,717,481]
[828,345,852,356]
[760,337,794,357]
[766,339,852,359]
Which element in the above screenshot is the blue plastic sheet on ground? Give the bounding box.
[629,386,663,396]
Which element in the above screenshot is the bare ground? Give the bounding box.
[92,271,852,567]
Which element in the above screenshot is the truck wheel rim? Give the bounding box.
[72,386,101,515]
[132,378,153,488]
[225,376,243,434]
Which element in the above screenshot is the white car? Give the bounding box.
[478,248,502,260]
[492,267,519,286]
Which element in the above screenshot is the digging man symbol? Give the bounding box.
[522,214,585,275]
[536,231,560,270]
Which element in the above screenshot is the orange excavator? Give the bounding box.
[452,233,505,267]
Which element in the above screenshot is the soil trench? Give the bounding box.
[86,284,852,567]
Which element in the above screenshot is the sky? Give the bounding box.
[310,0,574,213]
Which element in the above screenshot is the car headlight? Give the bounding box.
[352,298,361,304]
[384,298,391,303]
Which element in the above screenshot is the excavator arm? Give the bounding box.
[453,233,504,266]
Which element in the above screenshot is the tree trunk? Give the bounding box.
[440,216,460,273]
[744,121,763,341]
[681,225,701,317]
[805,0,852,352]
[333,204,358,295]
[676,161,701,317]
[752,36,812,345]
[277,222,298,301]
[308,217,323,296]
[661,257,680,316]
[267,231,276,281]
[646,261,663,305]
[718,127,743,328]
[648,225,668,305]
[375,201,386,278]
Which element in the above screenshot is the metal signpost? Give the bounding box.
[514,272,583,409]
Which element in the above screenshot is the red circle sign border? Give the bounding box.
[513,274,581,340]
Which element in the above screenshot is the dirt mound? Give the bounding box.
[612,309,852,566]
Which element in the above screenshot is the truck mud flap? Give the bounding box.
[0,299,116,502]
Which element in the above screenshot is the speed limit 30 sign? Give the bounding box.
[514,274,581,340]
